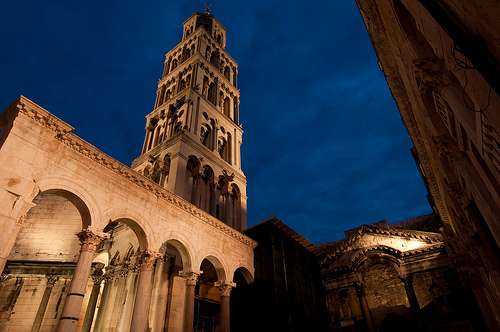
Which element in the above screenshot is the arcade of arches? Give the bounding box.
[0,96,255,332]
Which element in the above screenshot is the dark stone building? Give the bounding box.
[237,217,329,332]
[354,0,500,328]
[316,215,486,331]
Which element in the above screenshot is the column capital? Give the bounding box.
[91,267,105,285]
[399,273,414,287]
[138,250,162,271]
[215,281,235,297]
[1,273,12,284]
[77,228,109,252]
[179,271,200,286]
[46,274,59,286]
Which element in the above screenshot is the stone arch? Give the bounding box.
[160,238,194,273]
[102,210,152,250]
[10,188,94,263]
[34,176,101,228]
[199,254,227,282]
[232,266,254,284]
[352,247,402,275]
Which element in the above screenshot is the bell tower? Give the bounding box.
[132,11,246,231]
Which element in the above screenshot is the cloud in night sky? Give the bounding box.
[0,0,431,243]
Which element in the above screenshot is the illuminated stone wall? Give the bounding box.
[354,0,500,329]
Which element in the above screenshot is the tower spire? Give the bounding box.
[132,12,246,231]
[204,2,213,14]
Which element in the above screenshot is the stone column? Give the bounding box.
[401,274,424,330]
[401,275,420,317]
[218,283,234,332]
[94,269,118,331]
[131,250,160,332]
[81,266,104,332]
[182,272,199,332]
[31,274,59,332]
[57,229,106,332]
[354,282,374,332]
[151,255,170,332]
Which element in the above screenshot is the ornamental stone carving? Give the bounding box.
[46,274,59,286]
[77,229,109,252]
[137,250,162,271]
[216,282,235,297]
[180,271,200,286]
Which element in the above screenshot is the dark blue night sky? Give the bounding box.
[0,1,431,243]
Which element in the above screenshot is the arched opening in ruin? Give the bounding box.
[194,257,225,332]
[1,189,91,331]
[149,239,192,331]
[230,267,254,332]
[91,218,148,331]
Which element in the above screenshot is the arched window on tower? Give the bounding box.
[200,165,215,214]
[227,132,232,164]
[205,46,211,59]
[151,158,162,184]
[202,76,209,97]
[181,47,190,62]
[219,91,224,108]
[171,58,178,70]
[157,85,166,107]
[200,123,212,149]
[233,97,239,124]
[210,51,220,68]
[147,118,159,151]
[232,67,237,86]
[223,66,230,80]
[160,154,171,187]
[178,79,186,92]
[208,83,217,104]
[186,155,201,206]
[223,97,231,118]
[218,135,230,163]
[230,184,242,230]
[165,89,172,102]
[164,59,171,76]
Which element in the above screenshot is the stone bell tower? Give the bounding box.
[132,11,247,231]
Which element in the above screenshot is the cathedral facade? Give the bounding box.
[355,0,500,330]
[0,12,253,332]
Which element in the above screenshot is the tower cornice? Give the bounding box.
[131,131,246,183]
[164,30,238,69]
